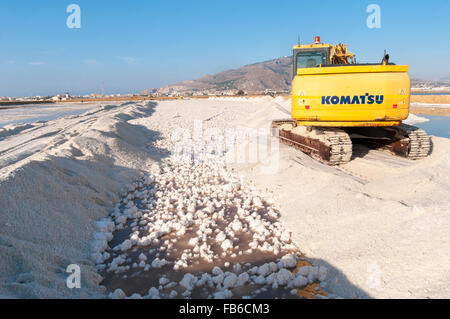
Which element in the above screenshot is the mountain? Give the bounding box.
[143,56,293,95]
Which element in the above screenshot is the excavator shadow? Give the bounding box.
[303,257,373,299]
[350,143,371,160]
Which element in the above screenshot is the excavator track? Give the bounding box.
[271,120,352,165]
[380,124,431,159]
[272,121,431,166]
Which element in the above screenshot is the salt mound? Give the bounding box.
[0,101,161,298]
[403,113,429,125]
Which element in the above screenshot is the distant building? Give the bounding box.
[51,94,62,101]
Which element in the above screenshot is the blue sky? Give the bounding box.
[0,0,449,96]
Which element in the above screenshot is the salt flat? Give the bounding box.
[0,98,448,298]
[0,103,100,128]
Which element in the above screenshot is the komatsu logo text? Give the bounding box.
[322,94,384,105]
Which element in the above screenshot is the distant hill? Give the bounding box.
[143,56,293,95]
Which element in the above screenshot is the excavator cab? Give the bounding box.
[292,37,356,78]
[293,47,330,77]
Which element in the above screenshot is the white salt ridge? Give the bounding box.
[273,269,294,286]
[403,113,430,125]
[109,288,126,299]
[119,239,132,252]
[90,218,115,264]
[139,253,147,261]
[220,239,233,251]
[223,273,238,289]
[213,289,233,299]
[159,277,170,285]
[151,258,168,269]
[289,275,308,288]
[236,272,249,287]
[279,254,297,268]
[146,287,160,299]
[180,273,198,291]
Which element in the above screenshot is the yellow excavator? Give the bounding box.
[272,36,431,165]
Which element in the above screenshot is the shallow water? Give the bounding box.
[414,115,450,138]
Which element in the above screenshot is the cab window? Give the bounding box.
[297,51,327,68]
